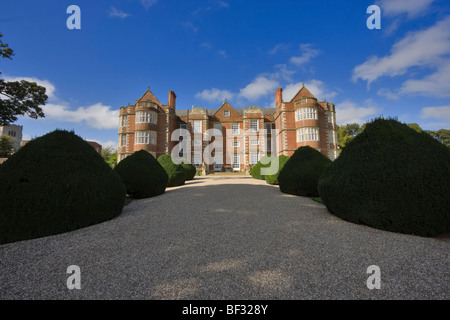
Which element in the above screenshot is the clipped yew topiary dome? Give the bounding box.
[250,155,274,180]
[0,130,126,245]
[278,146,331,197]
[157,154,186,187]
[114,150,168,199]
[318,118,450,237]
[182,163,196,181]
[176,158,196,181]
[265,155,290,185]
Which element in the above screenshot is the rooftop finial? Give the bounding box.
[302,82,305,88]
[148,86,150,90]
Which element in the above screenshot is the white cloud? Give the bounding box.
[268,43,290,55]
[182,22,198,33]
[109,7,132,19]
[195,88,234,103]
[352,16,450,85]
[141,0,158,8]
[42,103,119,129]
[376,0,435,18]
[238,76,279,101]
[273,64,295,82]
[400,63,450,97]
[282,80,337,102]
[200,42,211,49]
[335,100,380,125]
[217,1,229,8]
[3,76,119,130]
[289,44,320,67]
[2,76,56,100]
[218,50,227,58]
[377,88,399,100]
[420,105,450,128]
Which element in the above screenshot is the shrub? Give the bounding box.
[278,146,331,197]
[0,130,126,245]
[114,150,168,199]
[250,155,274,180]
[178,158,196,181]
[265,155,290,185]
[157,154,186,187]
[318,118,450,237]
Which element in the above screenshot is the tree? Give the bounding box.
[337,123,361,152]
[428,129,450,148]
[407,123,423,132]
[101,145,118,168]
[0,32,48,125]
[0,134,14,158]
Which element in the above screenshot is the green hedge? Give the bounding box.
[178,158,196,181]
[0,130,126,245]
[250,155,274,180]
[318,118,450,237]
[114,150,168,199]
[157,154,186,187]
[265,155,290,185]
[278,146,331,197]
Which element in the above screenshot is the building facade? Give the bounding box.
[0,124,23,152]
[118,85,337,171]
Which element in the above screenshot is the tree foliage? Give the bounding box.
[0,134,14,158]
[0,32,13,59]
[406,123,423,133]
[0,32,48,125]
[427,129,450,148]
[102,145,118,168]
[337,123,364,152]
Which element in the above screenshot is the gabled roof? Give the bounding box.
[213,100,239,117]
[289,84,316,103]
[138,87,162,105]
[175,107,276,117]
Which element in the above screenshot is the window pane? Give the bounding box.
[250,120,258,132]
[193,121,202,133]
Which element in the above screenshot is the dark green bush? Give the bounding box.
[0,130,126,245]
[250,155,274,180]
[265,155,290,185]
[114,150,168,199]
[157,154,186,187]
[318,118,450,237]
[278,146,331,197]
[179,159,196,181]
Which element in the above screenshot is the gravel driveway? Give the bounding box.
[0,175,448,299]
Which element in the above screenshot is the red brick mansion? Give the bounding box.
[118,85,338,172]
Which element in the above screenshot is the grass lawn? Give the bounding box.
[311,197,324,204]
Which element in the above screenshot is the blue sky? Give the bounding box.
[1,0,449,148]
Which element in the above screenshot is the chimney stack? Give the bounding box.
[275,88,283,107]
[168,90,176,110]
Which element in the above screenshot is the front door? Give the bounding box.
[232,154,240,171]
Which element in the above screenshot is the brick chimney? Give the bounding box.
[168,90,176,110]
[275,88,283,107]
